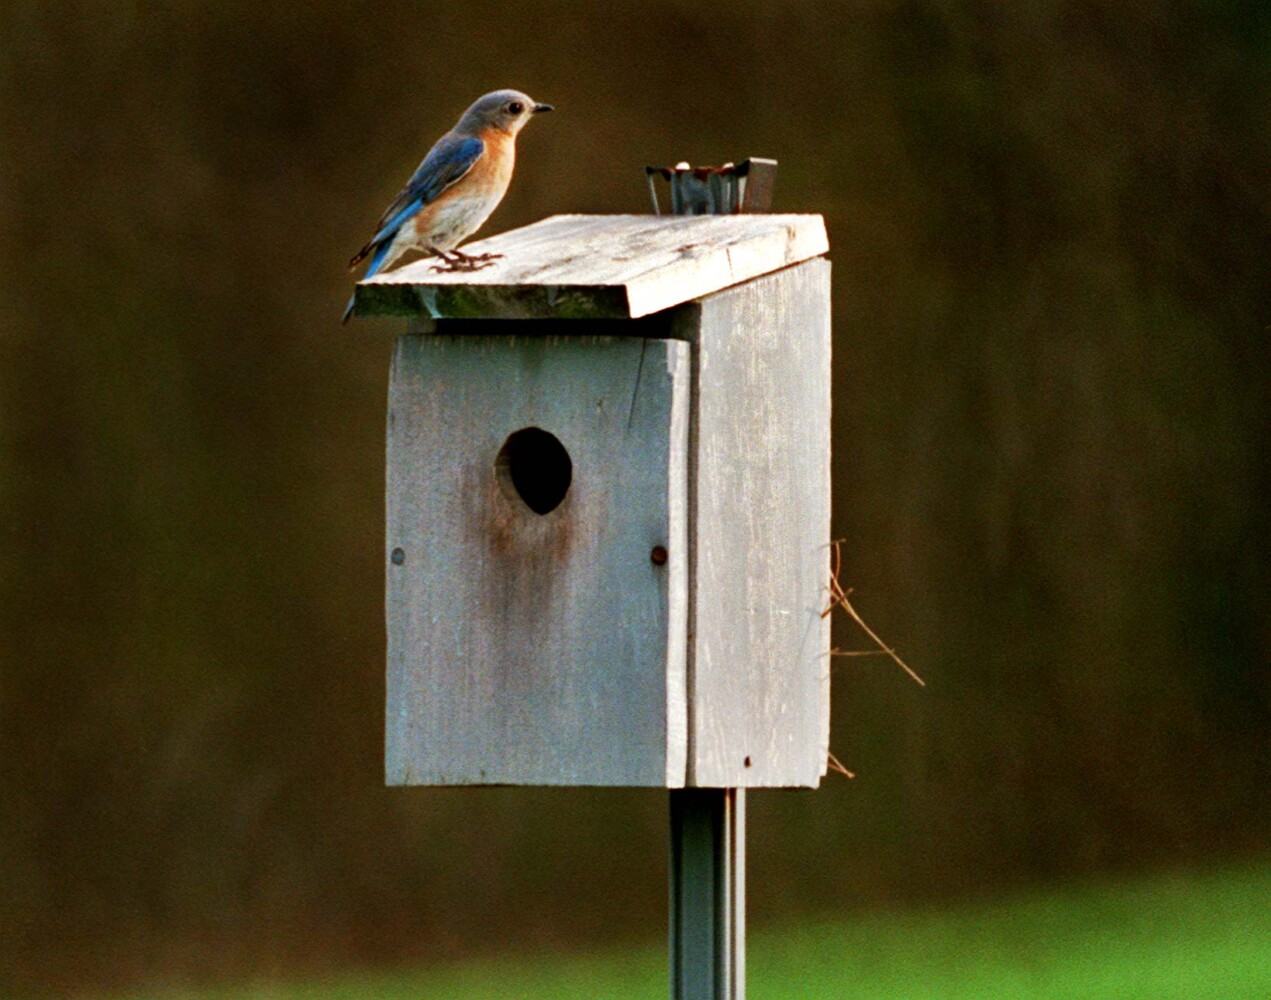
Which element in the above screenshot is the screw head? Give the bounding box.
[391,548,405,566]
[650,545,668,565]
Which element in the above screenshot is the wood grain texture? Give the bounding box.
[385,334,690,786]
[354,214,828,321]
[687,259,832,788]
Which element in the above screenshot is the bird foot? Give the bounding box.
[431,258,492,273]
[430,250,502,273]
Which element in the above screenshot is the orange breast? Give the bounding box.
[469,128,515,198]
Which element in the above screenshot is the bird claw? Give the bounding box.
[431,258,491,273]
[430,250,501,273]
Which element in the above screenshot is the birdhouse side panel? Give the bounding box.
[385,334,690,786]
[689,259,832,788]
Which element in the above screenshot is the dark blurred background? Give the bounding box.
[2,1,1268,995]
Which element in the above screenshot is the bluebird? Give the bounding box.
[343,89,553,323]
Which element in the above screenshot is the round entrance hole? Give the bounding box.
[496,427,572,515]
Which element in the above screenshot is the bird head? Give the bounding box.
[458,89,553,136]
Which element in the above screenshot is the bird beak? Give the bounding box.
[532,103,554,114]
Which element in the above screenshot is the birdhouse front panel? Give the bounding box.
[386,333,690,787]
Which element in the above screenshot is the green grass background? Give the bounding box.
[105,860,1269,1000]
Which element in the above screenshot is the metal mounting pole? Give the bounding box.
[651,157,773,1000]
[670,787,745,999]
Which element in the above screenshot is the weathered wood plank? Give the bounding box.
[386,334,690,786]
[687,259,832,788]
[355,214,828,321]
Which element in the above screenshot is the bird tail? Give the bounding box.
[348,240,375,270]
[342,239,396,325]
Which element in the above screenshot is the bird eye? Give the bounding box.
[507,101,524,115]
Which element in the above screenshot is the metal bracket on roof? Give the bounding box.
[645,158,778,216]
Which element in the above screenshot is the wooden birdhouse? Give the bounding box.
[352,213,831,790]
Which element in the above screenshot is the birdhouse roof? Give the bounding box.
[353,213,828,321]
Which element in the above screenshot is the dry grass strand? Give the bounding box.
[822,540,925,687]
[826,750,856,779]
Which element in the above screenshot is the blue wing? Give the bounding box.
[348,133,485,270]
